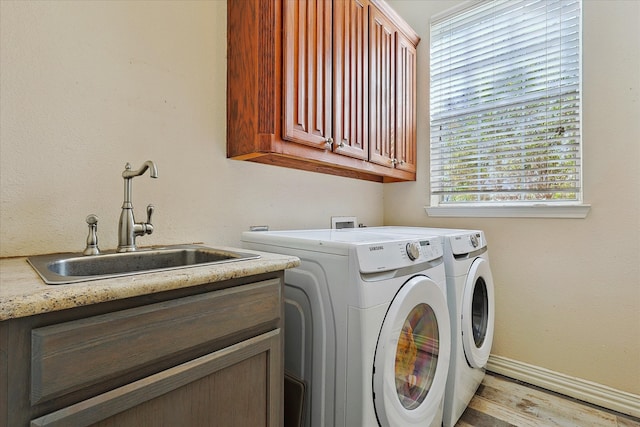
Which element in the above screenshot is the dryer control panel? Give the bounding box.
[448,231,486,255]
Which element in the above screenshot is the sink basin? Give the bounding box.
[27,244,261,285]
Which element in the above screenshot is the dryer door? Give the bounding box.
[461,257,495,369]
[373,275,451,427]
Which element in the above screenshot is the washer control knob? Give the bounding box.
[406,242,420,260]
[470,234,479,248]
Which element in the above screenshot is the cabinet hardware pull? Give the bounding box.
[325,138,333,149]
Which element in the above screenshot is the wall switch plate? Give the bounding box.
[331,216,357,229]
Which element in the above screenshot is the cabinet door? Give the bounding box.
[283,0,333,149]
[394,31,417,172]
[333,0,369,160]
[31,330,282,427]
[368,5,396,168]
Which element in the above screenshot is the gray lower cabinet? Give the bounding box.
[1,274,284,427]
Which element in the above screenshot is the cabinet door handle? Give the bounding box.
[325,138,333,149]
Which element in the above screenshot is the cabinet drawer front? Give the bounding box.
[31,279,281,404]
[31,329,281,427]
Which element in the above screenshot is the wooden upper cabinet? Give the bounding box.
[227,0,419,183]
[283,0,369,160]
[369,5,396,168]
[283,0,332,149]
[395,31,417,173]
[369,2,418,172]
[333,0,369,160]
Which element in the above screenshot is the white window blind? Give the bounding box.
[429,0,582,206]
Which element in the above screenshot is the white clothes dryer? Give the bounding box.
[241,229,451,427]
[352,227,495,427]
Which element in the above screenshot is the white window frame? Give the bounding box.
[426,0,590,219]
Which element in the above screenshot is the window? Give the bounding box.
[428,0,588,218]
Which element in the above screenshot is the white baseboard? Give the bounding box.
[487,354,640,419]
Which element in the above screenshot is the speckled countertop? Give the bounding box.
[0,247,300,321]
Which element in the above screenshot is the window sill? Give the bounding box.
[424,204,591,219]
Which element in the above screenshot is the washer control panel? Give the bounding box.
[406,242,420,260]
[356,237,443,273]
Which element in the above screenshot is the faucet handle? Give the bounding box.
[146,204,154,224]
[83,214,101,256]
[144,204,155,236]
[86,214,99,226]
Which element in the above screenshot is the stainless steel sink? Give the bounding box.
[27,244,260,285]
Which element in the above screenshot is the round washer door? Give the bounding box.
[373,275,451,427]
[461,257,495,369]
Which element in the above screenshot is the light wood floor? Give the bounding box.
[455,372,640,427]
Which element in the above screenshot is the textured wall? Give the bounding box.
[385,0,640,396]
[0,0,383,257]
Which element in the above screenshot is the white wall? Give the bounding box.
[0,0,383,257]
[386,0,640,396]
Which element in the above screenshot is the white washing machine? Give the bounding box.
[352,227,495,427]
[241,229,451,427]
